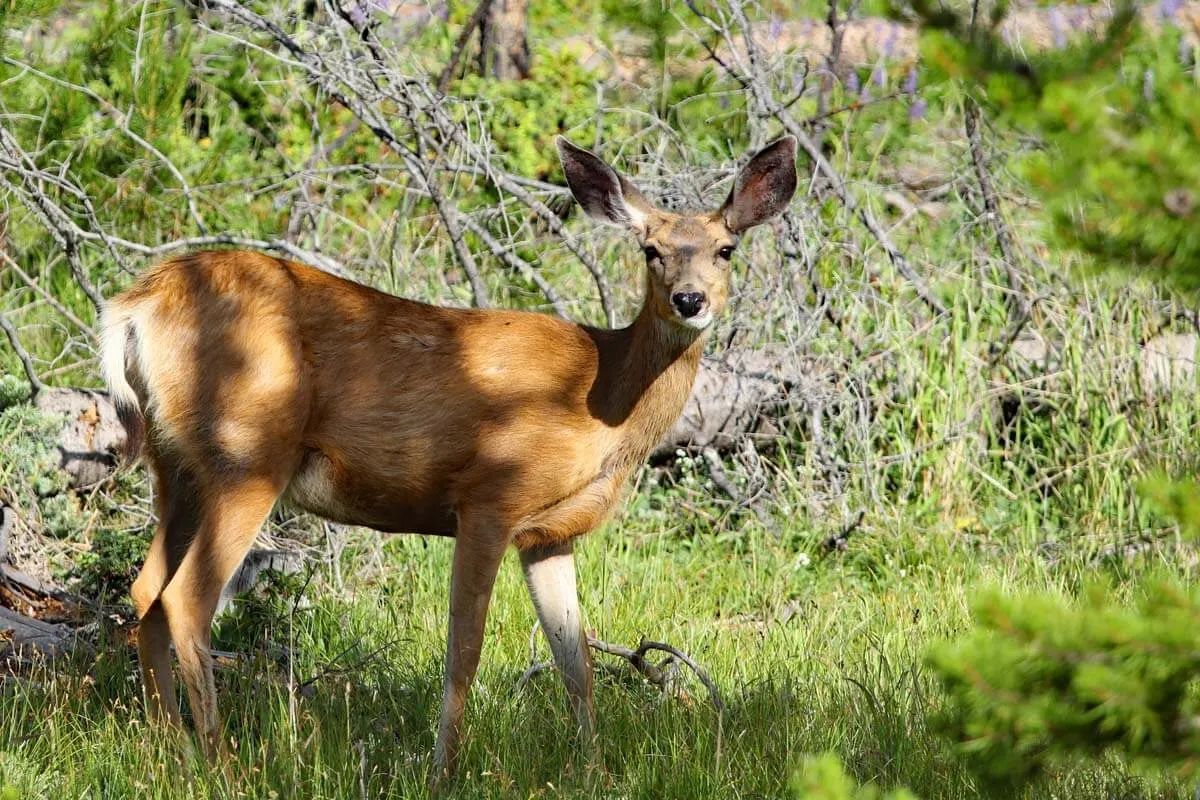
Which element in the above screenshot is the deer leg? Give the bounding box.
[430,516,508,788]
[131,525,181,727]
[520,541,595,746]
[130,452,204,727]
[157,477,281,758]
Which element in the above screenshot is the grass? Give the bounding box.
[0,504,1192,799]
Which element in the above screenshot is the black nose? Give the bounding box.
[671,291,706,319]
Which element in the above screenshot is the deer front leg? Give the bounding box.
[520,541,595,747]
[430,517,508,789]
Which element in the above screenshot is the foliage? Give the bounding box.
[897,7,1200,789]
[71,524,152,602]
[792,753,919,799]
[913,6,1200,293]
[456,48,607,180]
[929,580,1200,787]
[213,568,312,654]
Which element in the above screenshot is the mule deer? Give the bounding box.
[100,135,797,782]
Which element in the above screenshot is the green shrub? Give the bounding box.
[792,753,918,800]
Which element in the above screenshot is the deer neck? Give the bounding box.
[588,285,708,466]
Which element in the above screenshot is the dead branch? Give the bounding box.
[436,0,495,94]
[587,636,725,713]
[684,0,948,318]
[965,97,1031,328]
[0,55,209,235]
[0,126,105,309]
[513,621,724,714]
[0,607,75,659]
[0,250,94,335]
[820,509,865,552]
[0,309,44,396]
[202,0,614,322]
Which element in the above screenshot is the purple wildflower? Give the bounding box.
[1161,0,1182,20]
[1049,7,1066,49]
[882,25,898,58]
[872,64,886,88]
[909,98,927,120]
[846,71,860,94]
[903,67,918,95]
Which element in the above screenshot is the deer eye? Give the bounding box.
[718,246,735,261]
[643,246,661,262]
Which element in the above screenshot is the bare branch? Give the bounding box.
[588,636,725,714]
[436,0,494,94]
[965,97,1029,322]
[684,0,948,318]
[0,126,105,310]
[0,250,94,335]
[0,309,45,395]
[0,56,209,235]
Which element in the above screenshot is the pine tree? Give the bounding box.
[904,1,1200,785]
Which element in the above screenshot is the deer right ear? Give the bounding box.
[721,135,798,233]
[557,137,649,233]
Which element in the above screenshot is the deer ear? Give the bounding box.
[721,135,798,233]
[557,137,650,233]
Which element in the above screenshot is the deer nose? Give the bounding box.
[671,291,706,319]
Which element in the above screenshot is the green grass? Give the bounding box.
[0,510,1190,799]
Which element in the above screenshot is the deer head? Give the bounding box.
[557,135,798,330]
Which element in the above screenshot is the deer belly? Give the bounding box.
[282,449,455,535]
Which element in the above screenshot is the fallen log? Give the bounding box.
[0,606,75,659]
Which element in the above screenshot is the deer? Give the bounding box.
[99,134,798,785]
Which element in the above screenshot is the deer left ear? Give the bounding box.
[721,135,798,233]
[557,136,651,234]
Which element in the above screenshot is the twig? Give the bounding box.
[587,636,725,714]
[204,0,492,306]
[0,56,209,235]
[701,447,743,504]
[820,509,865,552]
[515,659,554,691]
[0,126,105,310]
[684,0,947,318]
[0,309,45,395]
[799,92,903,127]
[0,250,94,335]
[436,0,494,94]
[965,97,1030,326]
[459,213,568,316]
[205,0,613,321]
[514,626,724,715]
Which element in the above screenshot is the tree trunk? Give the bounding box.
[478,0,530,81]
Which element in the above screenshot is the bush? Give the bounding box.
[791,753,918,800]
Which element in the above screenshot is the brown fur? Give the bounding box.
[102,136,797,783]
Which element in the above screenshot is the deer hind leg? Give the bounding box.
[430,512,510,788]
[520,541,595,746]
[157,475,284,757]
[131,528,180,726]
[131,452,206,727]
